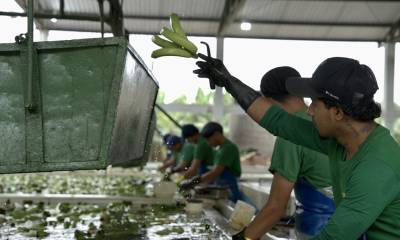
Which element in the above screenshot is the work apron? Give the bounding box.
[214,168,256,209]
[294,178,335,239]
[198,162,210,175]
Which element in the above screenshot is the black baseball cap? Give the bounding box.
[286,57,378,107]
[260,66,300,97]
[201,122,223,138]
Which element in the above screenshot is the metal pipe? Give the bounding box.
[155,104,182,129]
[155,127,163,138]
[98,0,104,38]
[26,0,35,111]
[60,0,64,16]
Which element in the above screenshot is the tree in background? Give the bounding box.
[155,89,234,140]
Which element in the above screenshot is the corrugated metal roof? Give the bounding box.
[123,0,224,18]
[8,0,400,42]
[239,1,400,24]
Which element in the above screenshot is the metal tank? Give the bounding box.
[0,37,158,173]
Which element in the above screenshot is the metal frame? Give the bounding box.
[218,0,247,36]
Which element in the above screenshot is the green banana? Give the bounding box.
[170,13,187,39]
[160,27,197,56]
[151,48,197,59]
[152,35,180,48]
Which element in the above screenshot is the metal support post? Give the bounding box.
[213,37,224,122]
[383,42,396,130]
[40,29,49,41]
[26,0,35,112]
[98,0,105,38]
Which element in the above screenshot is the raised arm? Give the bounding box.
[194,54,330,154]
[194,53,266,122]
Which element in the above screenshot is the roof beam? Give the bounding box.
[60,0,64,16]
[0,11,107,21]
[0,11,392,28]
[107,0,125,36]
[218,0,246,36]
[13,0,48,31]
[245,19,391,28]
[36,27,382,42]
[384,18,400,41]
[0,11,392,33]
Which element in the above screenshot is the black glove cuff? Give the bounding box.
[226,77,261,111]
[232,227,246,240]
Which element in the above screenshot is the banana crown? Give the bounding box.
[151,13,197,59]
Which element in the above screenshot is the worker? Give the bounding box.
[178,124,215,178]
[162,133,173,158]
[158,133,173,172]
[194,55,400,239]
[159,135,194,173]
[239,66,334,239]
[180,122,247,204]
[169,125,203,174]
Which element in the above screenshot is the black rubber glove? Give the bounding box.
[231,228,246,240]
[179,175,201,191]
[193,53,261,111]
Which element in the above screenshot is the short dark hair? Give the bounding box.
[201,122,223,138]
[181,124,199,138]
[320,96,381,122]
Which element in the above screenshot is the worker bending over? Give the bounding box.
[180,122,247,203]
[159,135,194,173]
[238,66,334,240]
[177,124,215,178]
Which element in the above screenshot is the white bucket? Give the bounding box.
[229,200,256,230]
[153,181,177,199]
[185,199,203,215]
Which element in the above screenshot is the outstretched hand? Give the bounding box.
[179,175,201,191]
[193,53,233,89]
[194,53,262,112]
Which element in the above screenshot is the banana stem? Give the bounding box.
[200,41,215,89]
[200,41,211,57]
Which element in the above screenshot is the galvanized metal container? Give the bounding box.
[0,37,158,173]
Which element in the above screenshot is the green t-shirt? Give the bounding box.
[214,139,241,177]
[175,143,195,166]
[269,111,331,190]
[260,105,400,240]
[194,137,214,166]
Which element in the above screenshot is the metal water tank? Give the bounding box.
[0,37,158,173]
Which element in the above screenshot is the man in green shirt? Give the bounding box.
[194,56,400,240]
[243,66,334,240]
[160,135,194,173]
[170,143,195,174]
[166,125,199,174]
[178,124,215,178]
[180,122,245,203]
